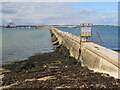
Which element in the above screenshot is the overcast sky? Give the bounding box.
[1,2,118,25]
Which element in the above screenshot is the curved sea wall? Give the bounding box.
[51,28,120,78]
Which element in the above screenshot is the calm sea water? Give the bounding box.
[1,26,119,65]
[1,28,53,65]
[57,26,119,50]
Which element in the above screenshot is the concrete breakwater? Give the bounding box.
[1,27,120,89]
[51,28,120,78]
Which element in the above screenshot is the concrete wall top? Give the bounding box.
[83,42,119,61]
[82,42,120,68]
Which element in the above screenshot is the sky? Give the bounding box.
[1,2,118,25]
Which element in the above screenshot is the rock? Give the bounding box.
[14,62,35,72]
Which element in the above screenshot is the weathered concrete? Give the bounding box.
[51,28,120,78]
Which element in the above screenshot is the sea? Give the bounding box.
[57,26,119,50]
[0,26,119,65]
[1,27,53,65]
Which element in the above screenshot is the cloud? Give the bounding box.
[2,2,118,25]
[2,9,17,14]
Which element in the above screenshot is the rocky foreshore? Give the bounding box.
[1,44,120,89]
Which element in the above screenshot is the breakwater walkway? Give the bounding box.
[51,28,120,79]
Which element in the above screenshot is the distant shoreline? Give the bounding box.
[1,25,120,28]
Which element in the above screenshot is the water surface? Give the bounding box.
[57,26,119,50]
[1,26,119,65]
[2,28,53,65]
